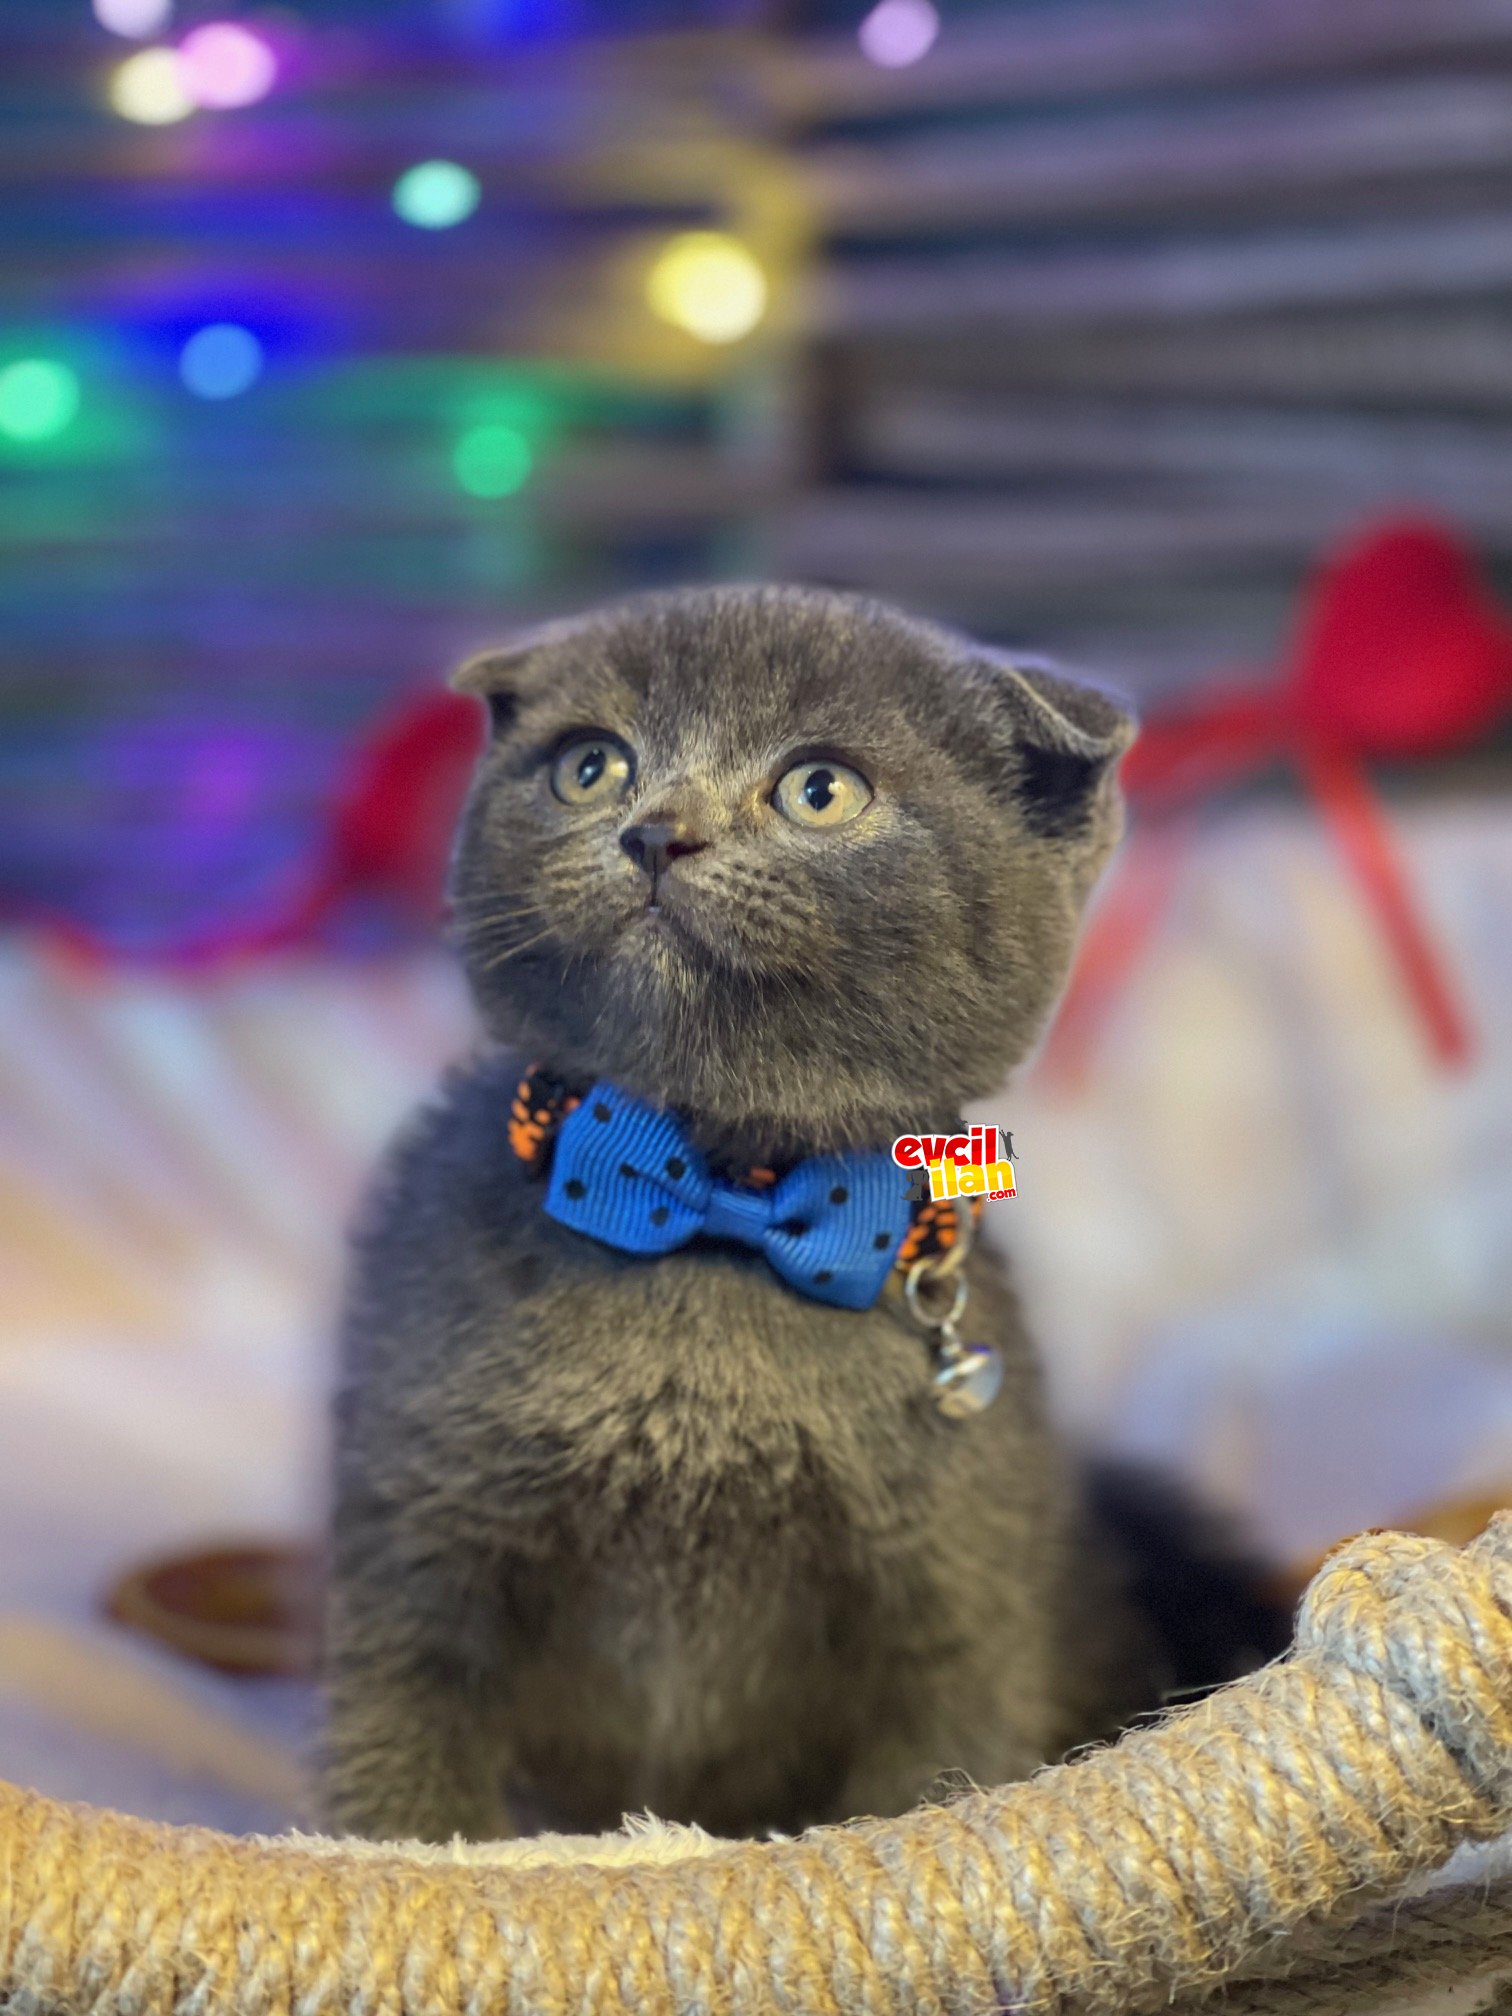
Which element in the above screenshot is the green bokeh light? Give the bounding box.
[0,358,82,441]
[392,160,481,230]
[453,423,533,499]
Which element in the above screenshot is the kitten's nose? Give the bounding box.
[620,818,709,879]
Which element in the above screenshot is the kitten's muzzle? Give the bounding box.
[620,817,710,881]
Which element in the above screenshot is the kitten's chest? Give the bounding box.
[474,1237,944,1529]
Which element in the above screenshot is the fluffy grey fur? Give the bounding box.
[322,585,1162,1845]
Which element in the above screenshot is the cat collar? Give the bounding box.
[507,1064,979,1311]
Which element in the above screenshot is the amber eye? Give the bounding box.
[551,736,633,807]
[774,759,872,829]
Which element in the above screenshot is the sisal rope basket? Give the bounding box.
[9,1519,1512,2016]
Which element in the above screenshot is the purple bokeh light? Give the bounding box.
[857,0,939,69]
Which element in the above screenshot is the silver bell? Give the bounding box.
[931,1339,1004,1419]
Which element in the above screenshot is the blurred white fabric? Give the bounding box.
[0,950,474,1829]
[0,791,1508,1824]
[982,795,1512,1561]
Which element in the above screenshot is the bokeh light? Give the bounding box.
[0,359,82,443]
[179,323,265,399]
[92,0,174,39]
[392,160,482,230]
[178,23,278,109]
[857,0,940,68]
[108,45,194,123]
[646,232,768,345]
[453,423,534,498]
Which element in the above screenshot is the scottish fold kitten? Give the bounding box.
[321,586,1274,1844]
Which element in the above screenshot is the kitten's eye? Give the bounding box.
[551,735,633,807]
[774,759,872,829]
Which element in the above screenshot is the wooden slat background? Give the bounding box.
[766,0,1512,692]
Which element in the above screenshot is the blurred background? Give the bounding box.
[3,0,1511,1833]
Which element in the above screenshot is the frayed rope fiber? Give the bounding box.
[9,1519,1512,2016]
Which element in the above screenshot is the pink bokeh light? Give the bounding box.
[178,22,278,109]
[857,0,940,69]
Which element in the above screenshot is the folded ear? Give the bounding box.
[451,640,534,737]
[979,654,1137,839]
[451,617,589,736]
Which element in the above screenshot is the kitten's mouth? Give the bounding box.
[611,863,732,966]
[624,878,705,954]
[641,867,684,926]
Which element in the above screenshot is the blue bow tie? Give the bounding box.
[543,1081,914,1309]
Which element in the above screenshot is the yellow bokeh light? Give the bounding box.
[646,232,768,345]
[109,46,194,125]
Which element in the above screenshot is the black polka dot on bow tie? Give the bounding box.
[829,1185,848,1205]
[779,1219,810,1238]
[814,1270,833,1285]
[874,1232,892,1249]
[593,1102,613,1123]
[564,1178,586,1199]
[666,1157,685,1179]
[620,1162,638,1179]
[650,1205,669,1226]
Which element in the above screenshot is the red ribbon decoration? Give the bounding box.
[319,685,484,929]
[1043,517,1512,1084]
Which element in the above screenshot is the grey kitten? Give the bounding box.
[321,587,1172,1844]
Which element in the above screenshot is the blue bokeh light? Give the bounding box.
[179,322,264,399]
[392,161,480,230]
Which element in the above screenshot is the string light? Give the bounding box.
[178,23,277,109]
[92,0,174,39]
[108,45,194,123]
[453,424,533,498]
[0,360,82,443]
[646,232,768,345]
[858,0,940,68]
[392,161,482,229]
[180,324,264,399]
